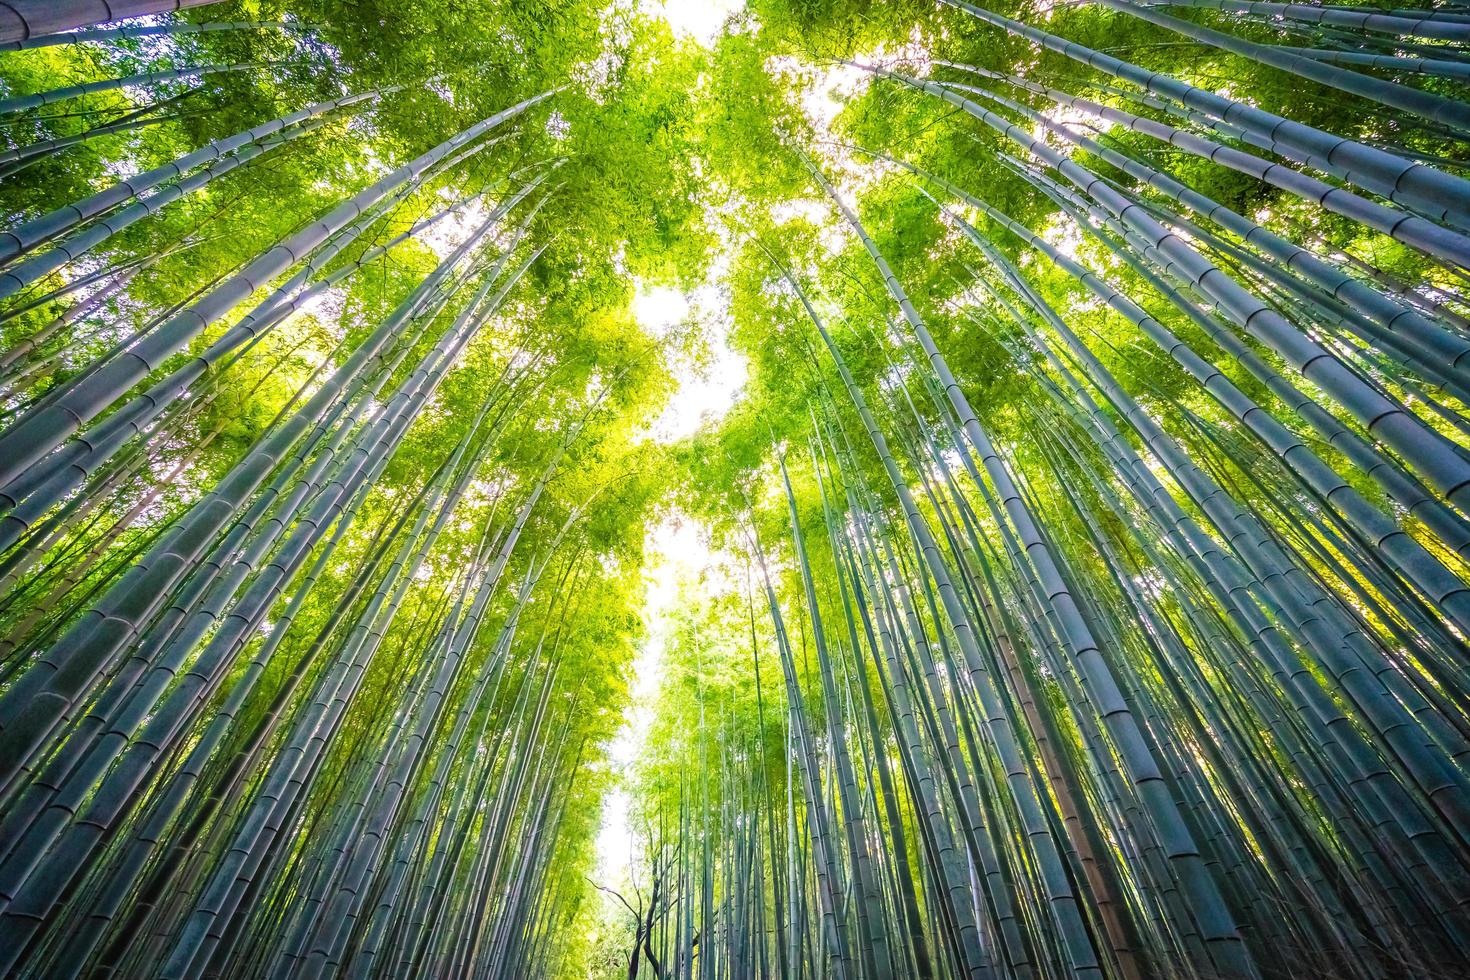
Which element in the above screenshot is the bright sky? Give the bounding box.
[634,282,747,442]
[649,0,746,46]
[592,271,746,889]
[594,516,714,884]
[580,36,861,899]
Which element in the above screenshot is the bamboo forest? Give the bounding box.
[6,0,1470,977]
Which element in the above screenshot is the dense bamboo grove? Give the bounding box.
[0,0,1467,977]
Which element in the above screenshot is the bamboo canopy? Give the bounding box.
[0,0,1467,976]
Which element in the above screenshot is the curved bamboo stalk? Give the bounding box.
[1,19,303,50]
[1143,0,1470,41]
[936,0,1470,227]
[0,0,224,45]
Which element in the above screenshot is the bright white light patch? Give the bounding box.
[632,284,690,330]
[631,282,746,442]
[648,0,744,46]
[657,347,744,441]
[595,517,714,881]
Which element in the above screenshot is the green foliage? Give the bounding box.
[1,0,1469,976]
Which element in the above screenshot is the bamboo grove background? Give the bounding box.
[0,0,1468,977]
